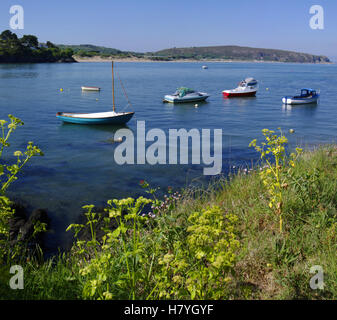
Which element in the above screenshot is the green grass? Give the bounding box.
[0,253,83,300]
[1,145,337,299]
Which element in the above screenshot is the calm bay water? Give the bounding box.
[0,61,336,250]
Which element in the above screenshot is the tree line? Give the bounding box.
[0,30,75,63]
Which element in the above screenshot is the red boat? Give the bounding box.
[222,78,258,98]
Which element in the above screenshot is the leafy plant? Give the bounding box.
[139,179,182,218]
[67,197,152,300]
[155,206,239,299]
[0,114,43,263]
[250,128,302,232]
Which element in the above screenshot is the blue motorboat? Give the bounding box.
[282,88,319,105]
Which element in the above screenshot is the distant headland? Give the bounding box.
[64,44,331,64]
[0,30,331,64]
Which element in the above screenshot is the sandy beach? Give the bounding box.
[73,55,333,64]
[73,55,266,63]
[73,55,156,63]
[73,55,241,63]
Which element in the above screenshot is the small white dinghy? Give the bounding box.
[81,86,101,91]
[282,88,319,105]
[163,87,209,103]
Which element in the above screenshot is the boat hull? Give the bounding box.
[223,78,258,98]
[163,93,209,103]
[81,86,101,91]
[282,96,319,105]
[222,90,257,98]
[56,112,134,125]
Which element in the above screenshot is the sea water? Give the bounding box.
[0,61,336,250]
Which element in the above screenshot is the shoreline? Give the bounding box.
[3,145,337,299]
[73,55,334,64]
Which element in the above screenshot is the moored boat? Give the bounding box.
[222,78,258,97]
[56,111,134,124]
[282,88,319,105]
[163,87,209,103]
[81,86,101,91]
[57,62,134,125]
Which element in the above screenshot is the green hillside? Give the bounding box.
[64,43,331,63]
[58,44,143,59]
[151,45,331,63]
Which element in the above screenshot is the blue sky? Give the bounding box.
[0,0,336,59]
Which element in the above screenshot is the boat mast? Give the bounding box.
[112,61,115,112]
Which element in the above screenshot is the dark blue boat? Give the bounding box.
[56,111,134,125]
[282,88,319,105]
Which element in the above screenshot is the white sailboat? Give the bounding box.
[57,62,134,124]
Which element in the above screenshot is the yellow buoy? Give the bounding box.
[60,88,63,92]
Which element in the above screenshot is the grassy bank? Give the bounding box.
[1,141,337,300]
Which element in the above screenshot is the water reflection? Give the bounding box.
[81,90,101,97]
[0,71,38,79]
[282,103,318,115]
[58,122,130,133]
[164,100,209,108]
[222,96,256,107]
[0,63,37,71]
[0,63,39,78]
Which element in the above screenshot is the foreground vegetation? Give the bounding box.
[1,120,337,299]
